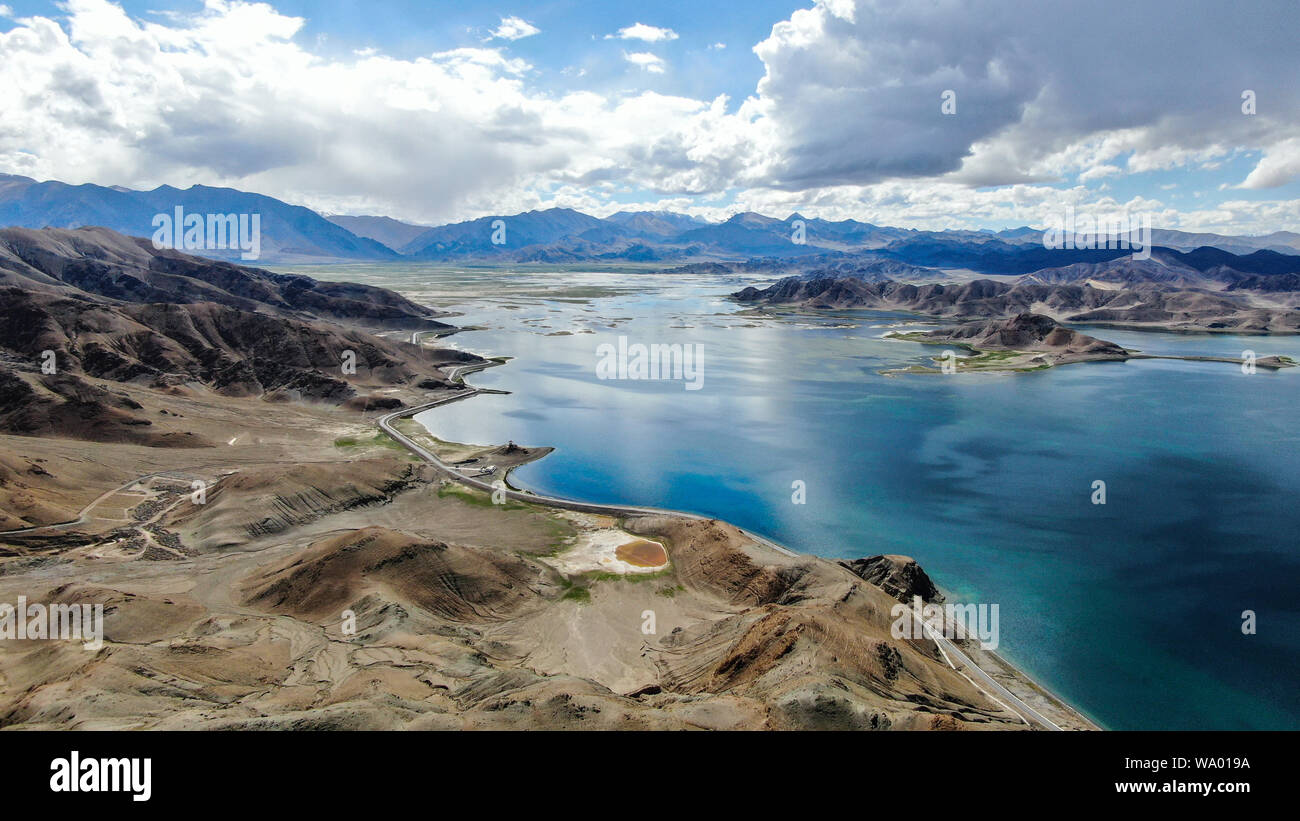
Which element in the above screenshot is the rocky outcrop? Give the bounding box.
[839,554,944,604]
[922,313,1130,362]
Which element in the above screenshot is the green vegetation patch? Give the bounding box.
[436,482,531,511]
[334,432,409,452]
[886,331,937,342]
[583,568,674,584]
[561,586,591,604]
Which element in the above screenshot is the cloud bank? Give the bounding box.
[0,0,1297,232]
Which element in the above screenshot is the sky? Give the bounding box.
[1,0,1299,233]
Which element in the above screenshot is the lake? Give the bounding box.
[297,263,1300,730]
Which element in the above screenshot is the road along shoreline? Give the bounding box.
[376,358,1101,730]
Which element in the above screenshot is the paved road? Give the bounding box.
[379,363,799,557]
[378,365,1063,730]
[377,388,796,556]
[908,610,1063,730]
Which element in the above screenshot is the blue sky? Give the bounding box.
[1,0,1298,233]
[6,0,798,106]
[274,0,796,105]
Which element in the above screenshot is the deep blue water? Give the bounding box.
[298,265,1300,730]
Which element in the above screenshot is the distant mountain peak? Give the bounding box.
[5,174,1300,265]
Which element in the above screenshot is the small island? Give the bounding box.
[883,313,1296,374]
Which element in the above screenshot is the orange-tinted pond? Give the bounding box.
[615,540,668,568]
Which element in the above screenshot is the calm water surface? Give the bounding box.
[293,264,1300,730]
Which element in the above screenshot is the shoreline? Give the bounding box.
[742,302,1300,338]
[878,328,1297,375]
[380,357,1098,730]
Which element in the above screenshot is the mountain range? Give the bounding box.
[0,226,443,328]
[0,174,394,262]
[733,273,1300,333]
[4,173,1300,274]
[0,226,470,446]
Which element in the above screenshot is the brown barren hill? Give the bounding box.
[0,228,483,447]
[921,313,1130,363]
[241,526,559,622]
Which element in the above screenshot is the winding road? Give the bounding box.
[376,361,1065,730]
[0,471,168,537]
[377,383,794,553]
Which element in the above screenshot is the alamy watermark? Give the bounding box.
[50,751,151,801]
[596,336,704,390]
[0,596,104,651]
[1042,206,1152,260]
[151,207,261,260]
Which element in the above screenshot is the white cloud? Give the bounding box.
[1240,138,1300,189]
[749,0,1300,191]
[624,51,666,74]
[709,42,726,50]
[0,5,12,19]
[1078,165,1121,183]
[1,0,1298,232]
[0,0,756,224]
[489,15,539,41]
[606,23,678,43]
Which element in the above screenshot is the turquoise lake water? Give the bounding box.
[297,264,1300,730]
